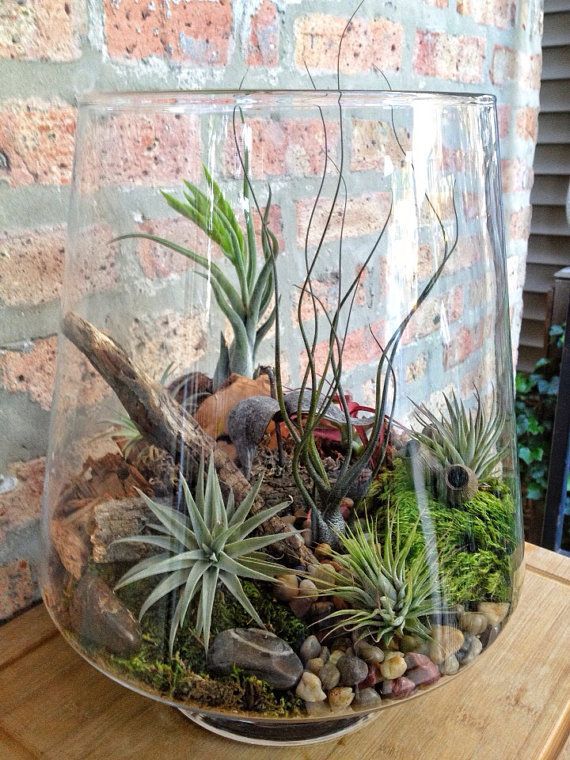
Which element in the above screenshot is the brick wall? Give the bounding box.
[0,0,543,621]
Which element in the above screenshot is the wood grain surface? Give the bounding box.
[0,544,569,760]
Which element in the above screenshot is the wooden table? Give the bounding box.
[1,544,569,759]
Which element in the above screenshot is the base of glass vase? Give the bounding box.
[178,709,379,746]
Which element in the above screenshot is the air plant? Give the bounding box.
[116,158,279,389]
[409,388,507,504]
[114,455,291,653]
[312,514,442,646]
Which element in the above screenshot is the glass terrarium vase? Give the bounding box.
[41,90,524,746]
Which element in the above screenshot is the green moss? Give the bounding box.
[367,459,518,605]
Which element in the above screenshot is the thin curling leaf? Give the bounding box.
[114,459,291,654]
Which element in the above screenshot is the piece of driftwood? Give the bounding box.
[62,312,316,567]
[51,500,95,579]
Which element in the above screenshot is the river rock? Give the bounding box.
[354,642,384,664]
[461,635,483,665]
[69,574,142,657]
[296,671,327,702]
[299,578,319,599]
[429,625,464,664]
[274,574,299,602]
[300,635,322,662]
[337,654,369,686]
[391,676,416,699]
[379,653,407,680]
[319,662,341,691]
[440,654,460,675]
[354,687,381,708]
[357,663,380,689]
[208,628,303,689]
[406,659,440,687]
[328,686,355,711]
[478,602,510,626]
[404,652,432,670]
[306,657,325,675]
[459,611,488,635]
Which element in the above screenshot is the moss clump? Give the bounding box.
[368,459,517,605]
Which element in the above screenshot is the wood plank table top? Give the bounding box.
[1,543,569,760]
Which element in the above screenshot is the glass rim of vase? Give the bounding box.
[77,88,496,111]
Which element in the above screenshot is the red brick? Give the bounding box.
[307,319,386,376]
[497,104,512,139]
[490,46,541,89]
[406,353,428,383]
[129,310,209,374]
[226,118,340,180]
[59,344,111,409]
[0,337,56,410]
[0,228,64,306]
[0,559,36,621]
[508,205,532,240]
[0,458,45,544]
[501,158,533,193]
[295,265,368,324]
[247,0,279,67]
[424,0,448,7]
[444,324,484,369]
[457,0,515,28]
[0,0,84,61]
[515,107,539,142]
[296,192,391,248]
[414,31,485,83]
[351,118,410,172]
[403,285,464,345]
[137,217,204,280]
[104,0,232,64]
[81,111,200,188]
[294,15,403,73]
[0,100,76,187]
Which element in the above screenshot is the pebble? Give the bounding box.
[400,635,421,653]
[208,628,303,690]
[379,653,407,680]
[319,662,341,691]
[320,646,330,664]
[306,657,325,675]
[300,635,322,662]
[461,635,483,666]
[440,654,460,675]
[406,659,440,687]
[391,676,416,699]
[429,625,465,664]
[309,601,335,624]
[480,624,500,648]
[459,611,488,635]
[70,575,142,657]
[357,663,380,689]
[315,543,333,560]
[478,602,510,626]
[353,687,382,707]
[328,687,355,711]
[305,700,332,717]
[296,671,327,702]
[274,574,299,602]
[289,596,313,619]
[328,649,345,666]
[308,563,337,588]
[354,641,385,664]
[337,654,369,686]
[299,578,319,599]
[404,652,432,670]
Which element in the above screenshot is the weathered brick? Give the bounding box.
[296,192,391,247]
[0,458,45,544]
[515,107,539,142]
[490,46,541,89]
[413,31,485,83]
[497,104,512,139]
[0,100,76,187]
[0,337,56,411]
[0,559,36,621]
[137,217,205,281]
[351,119,410,172]
[457,0,515,29]
[294,265,368,324]
[501,158,533,193]
[308,319,386,376]
[129,311,209,375]
[403,285,463,344]
[294,15,403,73]
[104,0,232,64]
[0,0,84,61]
[226,118,339,180]
[405,353,428,383]
[508,205,533,240]
[247,0,279,67]
[81,112,200,188]
[444,324,484,369]
[424,0,448,7]
[0,228,64,306]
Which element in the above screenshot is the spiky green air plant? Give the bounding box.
[410,387,507,480]
[114,456,291,654]
[115,161,279,389]
[312,515,442,646]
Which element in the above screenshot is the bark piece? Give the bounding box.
[51,500,95,579]
[91,496,155,563]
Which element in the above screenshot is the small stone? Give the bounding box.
[306,657,325,675]
[480,624,501,648]
[274,574,299,602]
[380,680,393,696]
[337,654,369,686]
[315,543,333,560]
[459,611,488,635]
[299,578,319,599]
[354,687,381,707]
[404,652,432,670]
[208,628,303,690]
[333,595,350,610]
[308,563,337,588]
[300,635,322,662]
[358,663,380,689]
[319,661,341,691]
[406,660,440,687]
[400,634,421,653]
[309,601,334,622]
[69,575,142,657]
[429,625,464,664]
[328,686,355,711]
[440,655,460,675]
[296,671,326,702]
[331,636,352,651]
[289,596,313,619]
[305,700,332,716]
[354,641,384,664]
[478,602,509,626]
[391,676,416,699]
[320,646,330,664]
[328,649,344,666]
[379,653,407,680]
[461,636,483,665]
